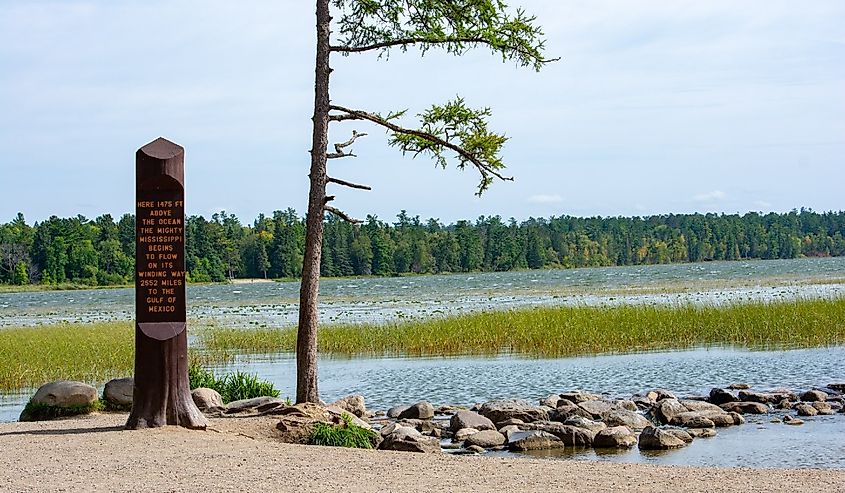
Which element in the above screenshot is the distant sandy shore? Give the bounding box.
[1,414,843,493]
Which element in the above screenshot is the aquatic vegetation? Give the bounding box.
[309,413,379,449]
[201,298,845,358]
[0,322,135,391]
[187,364,279,403]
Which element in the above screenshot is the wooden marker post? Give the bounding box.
[126,137,207,430]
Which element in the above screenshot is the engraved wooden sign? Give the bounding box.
[127,137,206,430]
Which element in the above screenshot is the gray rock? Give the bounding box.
[466,445,486,454]
[103,377,133,408]
[387,405,409,418]
[638,426,687,450]
[603,409,651,430]
[563,415,607,433]
[727,412,745,425]
[719,402,769,414]
[464,430,506,448]
[801,390,828,402]
[613,400,638,412]
[379,426,441,453]
[679,400,724,413]
[559,391,600,404]
[811,402,835,415]
[450,410,495,432]
[828,383,845,393]
[478,399,548,424]
[31,380,97,408]
[507,431,564,451]
[663,428,693,443]
[728,383,751,390]
[646,389,677,401]
[737,390,777,404]
[687,428,717,438]
[708,388,736,405]
[540,394,563,408]
[379,422,403,437]
[453,427,480,441]
[655,398,688,424]
[329,395,366,418]
[670,412,716,428]
[498,425,522,442]
[774,399,792,410]
[398,401,435,420]
[783,415,804,425]
[191,388,224,411]
[521,421,595,447]
[225,396,284,414]
[397,418,440,434]
[577,400,614,418]
[593,426,637,448]
[496,418,525,428]
[549,402,593,422]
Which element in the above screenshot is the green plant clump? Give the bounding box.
[19,399,105,422]
[188,365,279,404]
[309,414,379,449]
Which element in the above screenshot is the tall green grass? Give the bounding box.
[0,322,135,391]
[201,298,845,358]
[187,364,280,403]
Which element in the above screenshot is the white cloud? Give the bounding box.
[527,194,564,204]
[693,190,727,202]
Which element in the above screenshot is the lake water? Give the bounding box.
[2,257,845,328]
[1,257,844,468]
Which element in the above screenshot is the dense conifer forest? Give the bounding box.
[1,209,843,286]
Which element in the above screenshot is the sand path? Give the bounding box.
[1,414,842,493]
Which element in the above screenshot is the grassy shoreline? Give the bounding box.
[2,298,843,393]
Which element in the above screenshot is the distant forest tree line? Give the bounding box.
[1,209,844,286]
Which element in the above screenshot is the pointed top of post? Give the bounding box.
[139,137,183,160]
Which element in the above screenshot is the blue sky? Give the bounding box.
[1,1,843,224]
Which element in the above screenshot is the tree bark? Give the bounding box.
[297,0,331,403]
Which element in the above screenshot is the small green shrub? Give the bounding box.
[188,364,279,404]
[309,414,379,449]
[19,399,104,422]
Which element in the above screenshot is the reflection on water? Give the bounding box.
[2,257,845,328]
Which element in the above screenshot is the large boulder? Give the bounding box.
[379,426,441,453]
[397,401,435,420]
[103,377,134,408]
[737,390,777,404]
[801,390,828,402]
[478,400,548,424]
[521,421,595,447]
[670,412,716,429]
[507,431,564,451]
[31,380,97,408]
[794,403,818,416]
[450,410,495,432]
[387,405,409,418]
[464,430,506,448]
[654,398,687,424]
[330,395,367,419]
[719,402,769,414]
[679,400,724,413]
[453,428,480,441]
[663,428,694,444]
[638,426,687,450]
[603,409,651,430]
[191,388,224,411]
[563,416,607,433]
[549,402,593,422]
[812,402,835,415]
[708,388,736,405]
[593,426,637,448]
[577,400,614,419]
[226,396,285,414]
[559,391,600,404]
[20,380,99,421]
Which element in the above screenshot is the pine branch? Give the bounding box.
[324,205,362,224]
[329,103,512,195]
[327,177,373,191]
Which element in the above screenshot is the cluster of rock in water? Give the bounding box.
[20,379,845,456]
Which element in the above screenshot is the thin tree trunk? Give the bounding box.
[297,0,331,404]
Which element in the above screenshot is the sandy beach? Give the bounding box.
[1,413,842,493]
